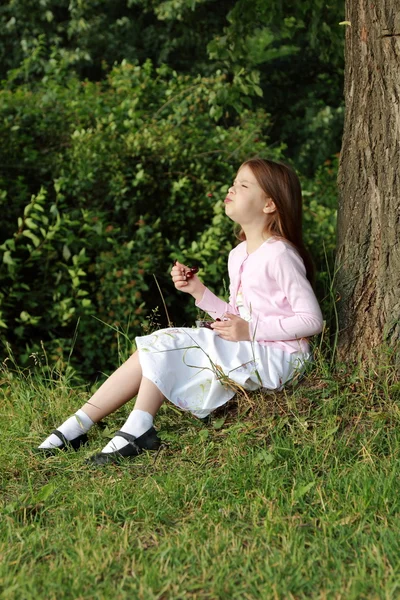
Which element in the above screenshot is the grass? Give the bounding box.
[1,348,400,600]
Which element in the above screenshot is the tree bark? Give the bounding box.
[336,0,400,363]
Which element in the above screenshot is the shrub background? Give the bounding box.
[0,1,341,378]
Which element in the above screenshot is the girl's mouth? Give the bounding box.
[224,197,232,204]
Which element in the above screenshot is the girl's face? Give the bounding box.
[224,165,275,226]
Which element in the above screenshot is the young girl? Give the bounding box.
[37,158,323,465]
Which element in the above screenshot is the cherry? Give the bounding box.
[186,265,199,279]
[172,260,199,280]
[196,320,213,329]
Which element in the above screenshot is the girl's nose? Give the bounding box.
[228,184,235,194]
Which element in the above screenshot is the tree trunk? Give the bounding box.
[336,0,400,363]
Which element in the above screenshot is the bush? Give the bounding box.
[1,60,292,377]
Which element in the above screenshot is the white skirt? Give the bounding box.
[136,327,310,418]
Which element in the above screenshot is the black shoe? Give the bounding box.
[86,426,161,466]
[35,429,89,456]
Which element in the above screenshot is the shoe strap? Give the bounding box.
[51,429,69,446]
[115,430,140,450]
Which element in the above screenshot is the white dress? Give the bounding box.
[135,284,310,419]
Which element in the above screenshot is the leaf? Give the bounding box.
[3,502,18,515]
[254,450,274,465]
[212,417,226,430]
[62,244,71,261]
[3,251,14,265]
[339,21,351,26]
[320,426,339,441]
[100,426,115,438]
[23,204,32,217]
[33,482,56,503]
[22,230,41,247]
[25,217,38,230]
[199,429,209,441]
[295,481,316,499]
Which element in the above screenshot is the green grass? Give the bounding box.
[1,351,400,600]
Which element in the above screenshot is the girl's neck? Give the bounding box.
[246,238,271,254]
[242,226,271,254]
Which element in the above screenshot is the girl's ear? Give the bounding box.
[263,198,276,214]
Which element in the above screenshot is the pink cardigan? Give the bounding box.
[196,238,324,354]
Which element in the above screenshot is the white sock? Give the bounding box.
[38,409,94,449]
[101,409,154,453]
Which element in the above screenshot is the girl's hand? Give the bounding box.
[211,313,251,342]
[171,261,205,300]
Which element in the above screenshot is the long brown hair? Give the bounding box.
[237,158,315,286]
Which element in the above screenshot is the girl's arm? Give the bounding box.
[195,286,237,320]
[249,247,323,342]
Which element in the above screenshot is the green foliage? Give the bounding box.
[301,156,338,321]
[0,0,342,377]
[206,0,345,173]
[302,156,338,263]
[0,0,345,175]
[0,0,231,81]
[0,61,285,376]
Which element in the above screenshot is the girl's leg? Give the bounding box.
[133,376,165,416]
[38,351,143,449]
[81,351,143,422]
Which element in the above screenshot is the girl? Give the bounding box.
[37,158,323,465]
